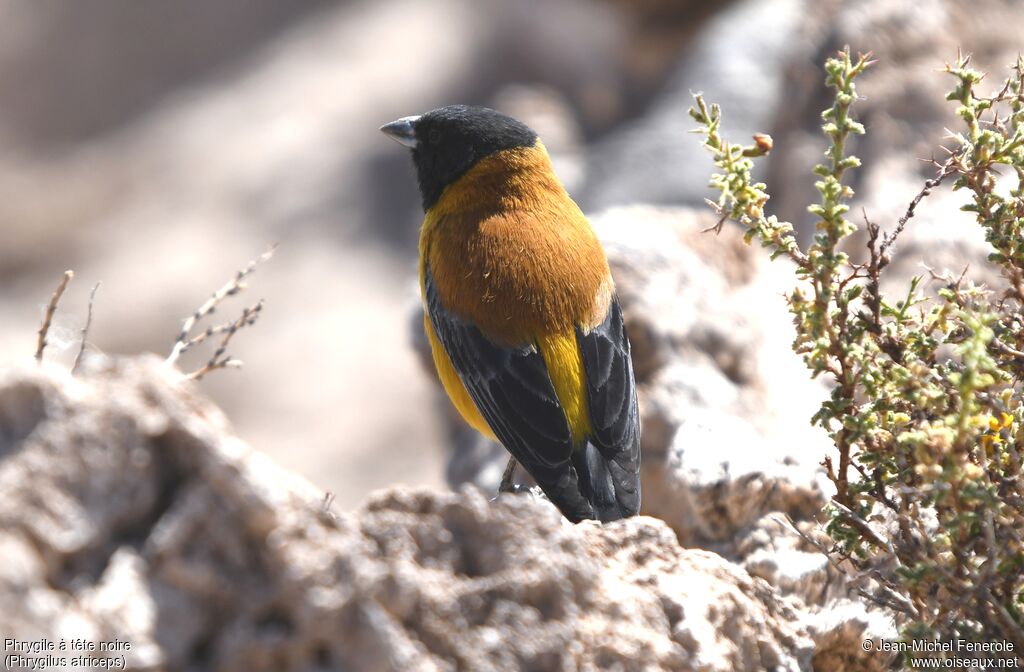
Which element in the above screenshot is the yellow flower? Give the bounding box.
[980,433,1003,455]
[987,412,1013,431]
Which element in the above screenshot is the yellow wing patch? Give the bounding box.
[424,313,593,445]
[537,330,593,444]
[423,313,497,440]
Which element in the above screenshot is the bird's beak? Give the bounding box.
[380,115,420,148]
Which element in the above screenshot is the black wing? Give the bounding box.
[424,265,595,522]
[575,296,641,520]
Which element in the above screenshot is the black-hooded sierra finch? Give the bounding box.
[381,105,640,522]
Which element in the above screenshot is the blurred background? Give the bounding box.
[1,0,1022,509]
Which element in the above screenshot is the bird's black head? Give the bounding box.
[380,105,538,211]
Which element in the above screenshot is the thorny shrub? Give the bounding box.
[691,49,1024,658]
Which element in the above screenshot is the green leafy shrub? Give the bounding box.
[691,48,1024,656]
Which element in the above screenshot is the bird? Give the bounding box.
[380,105,640,523]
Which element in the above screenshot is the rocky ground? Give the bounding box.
[2,353,887,671]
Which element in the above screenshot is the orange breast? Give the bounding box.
[418,142,613,442]
[420,143,611,343]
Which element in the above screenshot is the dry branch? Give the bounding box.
[35,270,73,363]
[185,300,264,380]
[72,282,101,375]
[167,245,275,366]
[878,156,958,261]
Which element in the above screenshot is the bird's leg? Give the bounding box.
[498,457,518,493]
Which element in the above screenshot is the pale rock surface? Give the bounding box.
[578,0,811,211]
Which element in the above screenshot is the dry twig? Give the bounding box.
[185,300,264,380]
[166,246,275,380]
[878,155,958,260]
[35,270,73,363]
[71,282,101,375]
[167,245,275,366]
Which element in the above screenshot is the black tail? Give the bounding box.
[571,441,641,522]
[573,295,642,523]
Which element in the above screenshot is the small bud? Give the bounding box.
[742,133,774,157]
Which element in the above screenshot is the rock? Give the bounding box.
[737,514,836,608]
[0,356,823,671]
[579,0,1024,277]
[657,409,827,550]
[578,0,812,211]
[754,0,1024,249]
[805,600,898,672]
[0,0,332,151]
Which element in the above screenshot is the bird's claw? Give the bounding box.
[497,456,519,493]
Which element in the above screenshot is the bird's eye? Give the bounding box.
[428,129,441,144]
